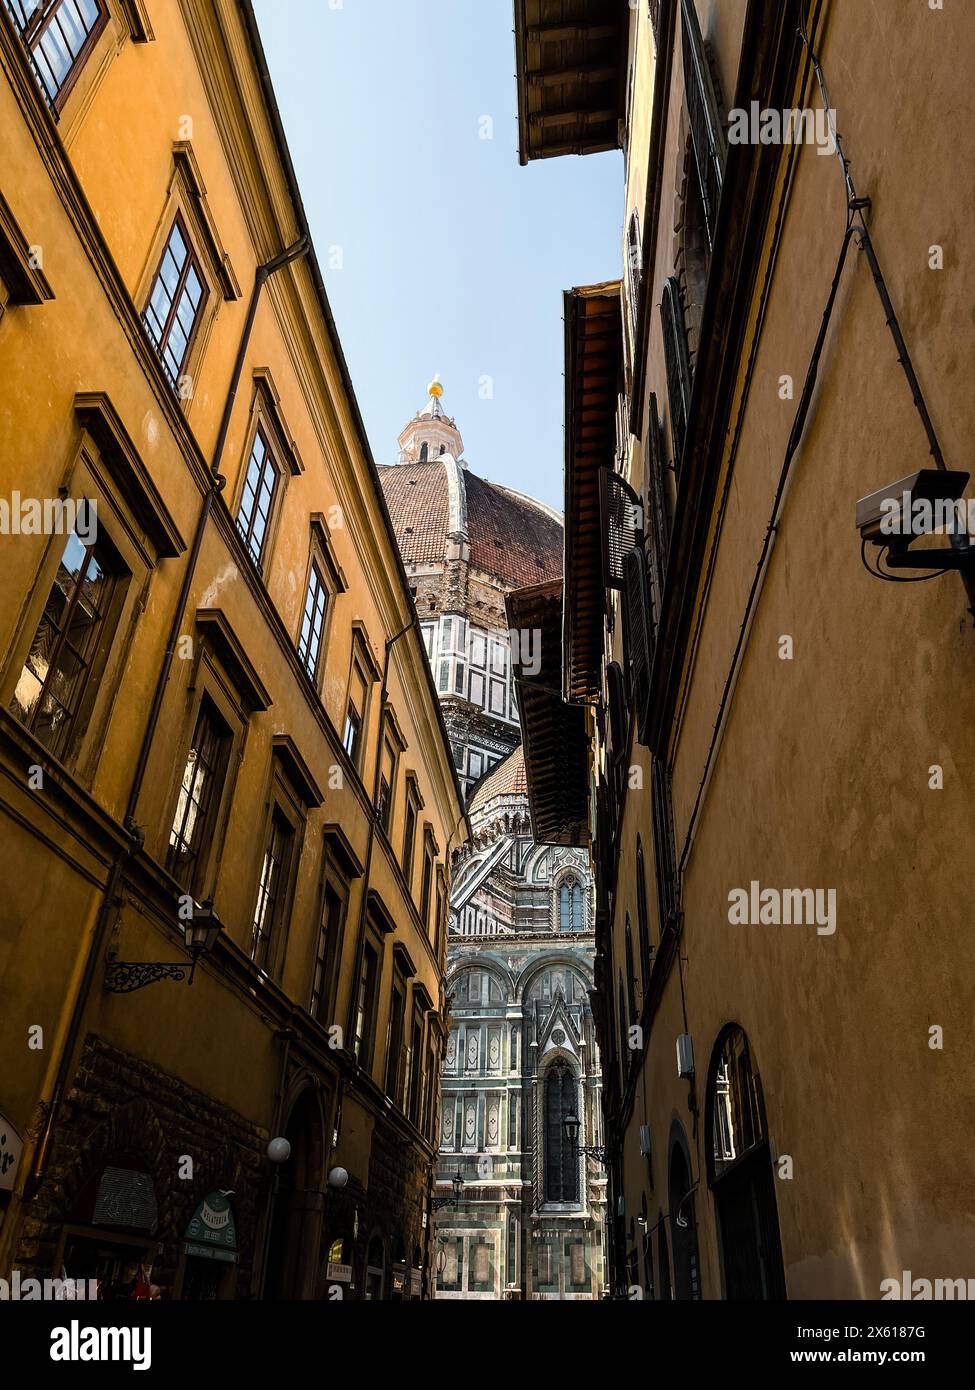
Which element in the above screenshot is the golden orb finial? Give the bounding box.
[427,373,443,399]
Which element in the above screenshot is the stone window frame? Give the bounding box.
[246,740,321,981]
[401,773,422,897]
[342,624,379,777]
[4,0,148,140]
[230,369,303,577]
[418,825,438,939]
[135,143,241,409]
[308,824,361,1029]
[2,396,181,783]
[295,511,346,694]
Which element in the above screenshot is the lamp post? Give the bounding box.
[432,1169,464,1211]
[563,1110,607,1162]
[104,900,224,992]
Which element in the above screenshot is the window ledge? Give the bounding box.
[0,188,54,304]
[74,392,185,557]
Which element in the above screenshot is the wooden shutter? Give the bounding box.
[606,660,627,761]
[623,545,654,746]
[660,277,692,469]
[651,758,678,929]
[681,0,726,250]
[646,392,671,597]
[600,467,644,589]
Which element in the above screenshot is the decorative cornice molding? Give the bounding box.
[195,607,272,712]
[0,187,54,304]
[74,392,186,557]
[171,141,241,300]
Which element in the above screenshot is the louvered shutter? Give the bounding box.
[606,660,626,761]
[660,277,692,469]
[681,0,726,251]
[600,467,644,589]
[623,546,653,746]
[651,758,678,929]
[646,392,671,597]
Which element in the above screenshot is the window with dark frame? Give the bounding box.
[10,529,121,760]
[142,217,208,389]
[166,696,230,895]
[402,788,418,891]
[434,876,445,957]
[376,735,395,835]
[344,658,368,768]
[250,808,295,972]
[636,838,653,984]
[343,704,361,761]
[544,1061,579,1204]
[3,0,108,111]
[353,940,380,1069]
[408,1013,423,1124]
[310,881,345,1024]
[625,917,638,1022]
[236,426,279,569]
[385,978,407,1105]
[419,838,434,932]
[297,559,328,682]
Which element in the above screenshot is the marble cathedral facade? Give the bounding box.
[380,384,606,1300]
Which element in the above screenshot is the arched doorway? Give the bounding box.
[264,1088,325,1299]
[667,1129,700,1299]
[707,1025,786,1299]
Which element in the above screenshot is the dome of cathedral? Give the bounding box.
[381,379,563,590]
[379,457,563,589]
[467,742,527,816]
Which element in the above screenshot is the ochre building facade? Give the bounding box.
[0,0,466,1300]
[515,0,975,1299]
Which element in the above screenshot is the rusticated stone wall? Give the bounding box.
[16,1035,267,1297]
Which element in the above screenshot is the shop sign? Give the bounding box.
[183,1191,238,1264]
[410,1269,422,1297]
[326,1262,352,1282]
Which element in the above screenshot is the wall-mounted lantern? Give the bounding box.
[104,901,223,993]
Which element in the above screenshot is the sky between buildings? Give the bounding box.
[252,0,623,513]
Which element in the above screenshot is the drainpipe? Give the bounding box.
[23,235,310,1202]
[345,616,419,1046]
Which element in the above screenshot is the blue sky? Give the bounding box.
[252,0,622,512]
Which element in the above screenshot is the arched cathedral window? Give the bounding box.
[558,877,584,932]
[544,1061,579,1204]
[419,441,428,461]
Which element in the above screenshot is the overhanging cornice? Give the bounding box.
[562,283,623,705]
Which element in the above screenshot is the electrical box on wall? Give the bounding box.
[676,1033,695,1079]
[639,1123,652,1158]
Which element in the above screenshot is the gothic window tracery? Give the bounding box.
[544,1060,579,1204]
[557,876,585,932]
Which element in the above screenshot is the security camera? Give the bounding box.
[856,468,969,548]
